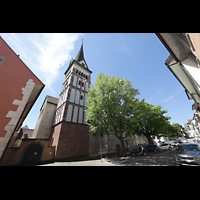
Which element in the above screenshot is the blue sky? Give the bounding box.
[0,33,195,128]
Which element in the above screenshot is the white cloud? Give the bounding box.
[0,33,83,92]
[161,91,181,103]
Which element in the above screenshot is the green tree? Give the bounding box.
[163,123,182,138]
[86,73,141,155]
[133,100,171,144]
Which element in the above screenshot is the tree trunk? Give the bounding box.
[147,135,153,144]
[115,132,127,156]
[119,137,127,156]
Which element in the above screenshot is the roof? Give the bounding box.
[40,95,58,111]
[75,43,84,62]
[64,43,92,75]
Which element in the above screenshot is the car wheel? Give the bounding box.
[178,162,182,166]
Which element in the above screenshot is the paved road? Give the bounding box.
[40,149,177,166]
[40,137,197,166]
[40,158,117,166]
[109,149,178,166]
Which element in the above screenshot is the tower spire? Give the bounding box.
[75,42,84,61]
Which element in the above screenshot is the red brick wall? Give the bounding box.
[50,123,62,154]
[0,139,55,166]
[55,122,89,160]
[0,36,44,137]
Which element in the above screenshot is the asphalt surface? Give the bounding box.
[109,149,178,166]
[40,149,178,166]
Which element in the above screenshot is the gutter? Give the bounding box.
[155,33,180,63]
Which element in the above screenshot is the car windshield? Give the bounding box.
[179,145,200,152]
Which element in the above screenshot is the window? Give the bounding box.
[0,56,5,66]
[71,75,74,83]
[82,82,84,87]
[80,95,83,100]
[75,69,88,79]
[67,88,71,100]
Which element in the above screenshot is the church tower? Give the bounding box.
[50,42,92,160]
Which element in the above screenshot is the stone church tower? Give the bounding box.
[50,42,92,160]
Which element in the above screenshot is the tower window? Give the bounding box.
[80,95,84,100]
[67,88,71,100]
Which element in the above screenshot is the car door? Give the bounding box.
[161,143,168,150]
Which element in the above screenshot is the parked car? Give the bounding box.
[184,135,189,139]
[158,142,173,150]
[144,144,160,152]
[168,138,178,147]
[182,139,188,143]
[174,143,200,166]
[173,141,179,147]
[193,139,200,144]
[130,145,147,156]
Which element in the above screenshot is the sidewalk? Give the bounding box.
[40,149,170,166]
[40,158,118,166]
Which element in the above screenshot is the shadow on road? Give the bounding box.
[109,149,178,166]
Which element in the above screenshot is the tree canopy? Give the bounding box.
[86,73,181,154]
[86,73,140,154]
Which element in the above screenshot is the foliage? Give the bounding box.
[163,123,183,138]
[86,73,181,154]
[132,100,171,144]
[86,73,140,154]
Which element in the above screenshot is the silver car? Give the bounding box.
[175,143,200,166]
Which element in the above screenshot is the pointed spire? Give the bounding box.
[75,43,84,62]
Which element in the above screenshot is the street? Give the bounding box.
[41,138,197,166]
[109,149,178,166]
[40,149,178,166]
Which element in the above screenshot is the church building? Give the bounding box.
[50,42,93,160]
[1,39,149,165]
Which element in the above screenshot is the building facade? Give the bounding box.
[32,96,58,139]
[156,33,200,138]
[0,36,45,162]
[50,43,93,160]
[1,39,149,165]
